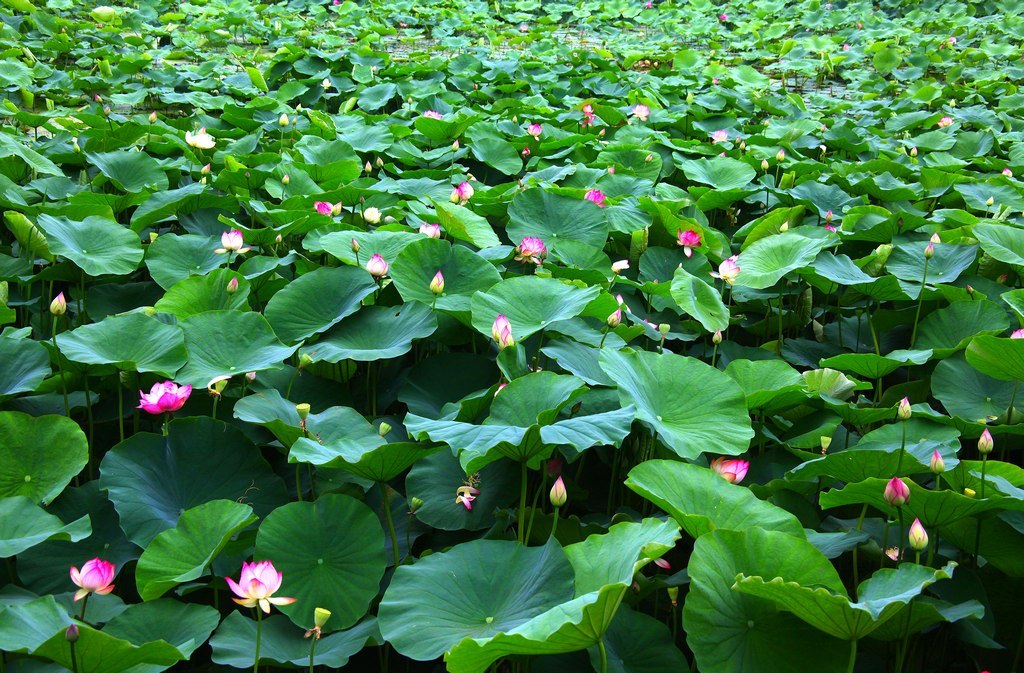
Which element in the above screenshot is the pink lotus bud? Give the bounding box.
[215,229,251,254]
[825,210,833,223]
[491,314,514,349]
[897,397,912,420]
[711,129,729,144]
[910,146,918,157]
[884,477,910,507]
[948,36,957,44]
[350,238,360,253]
[930,450,945,474]
[429,271,445,295]
[584,189,607,207]
[843,43,850,51]
[148,111,158,123]
[515,237,548,265]
[924,242,934,259]
[653,557,670,570]
[631,104,650,121]
[314,201,333,216]
[281,174,290,185]
[423,110,443,120]
[1003,168,1013,177]
[978,428,994,455]
[908,518,928,551]
[775,149,786,162]
[522,147,531,157]
[451,181,474,203]
[527,123,542,138]
[607,307,622,328]
[712,330,723,344]
[718,12,727,20]
[246,371,257,382]
[226,560,296,614]
[66,624,79,642]
[70,558,116,601]
[937,115,953,128]
[138,381,192,415]
[710,457,749,483]
[710,256,740,285]
[645,1,653,8]
[676,229,702,258]
[226,277,239,294]
[50,292,67,316]
[930,233,941,244]
[366,254,389,278]
[549,476,567,507]
[419,223,441,239]
[761,158,769,170]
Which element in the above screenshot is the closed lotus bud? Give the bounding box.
[50,292,67,316]
[607,308,622,328]
[246,371,257,382]
[364,161,372,173]
[775,149,785,162]
[66,625,79,643]
[884,477,910,506]
[549,476,567,507]
[658,323,670,336]
[929,450,945,474]
[430,271,445,295]
[378,422,392,436]
[299,353,314,369]
[226,277,239,294]
[910,146,918,157]
[279,113,289,127]
[966,285,974,296]
[362,207,381,224]
[409,496,424,512]
[930,233,941,244]
[761,158,769,170]
[366,254,389,278]
[964,487,976,498]
[200,163,211,175]
[376,157,384,168]
[148,111,157,123]
[102,105,111,116]
[780,222,789,232]
[712,330,723,344]
[281,174,290,185]
[72,137,81,153]
[452,140,460,150]
[924,242,934,259]
[908,518,928,551]
[351,238,360,253]
[897,397,912,420]
[491,314,514,349]
[978,428,993,455]
[986,196,994,206]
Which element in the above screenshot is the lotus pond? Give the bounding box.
[1,0,1024,671]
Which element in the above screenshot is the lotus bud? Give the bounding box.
[72,137,81,153]
[978,428,993,455]
[226,277,239,294]
[966,285,974,296]
[200,163,211,175]
[278,113,289,127]
[366,254,389,278]
[364,161,372,173]
[281,174,290,186]
[430,271,445,295]
[376,157,384,168]
[908,518,928,551]
[884,477,910,507]
[549,476,567,507]
[102,105,111,117]
[910,146,918,157]
[929,450,945,474]
[299,353,314,369]
[452,140,460,150]
[775,149,785,162]
[275,234,283,244]
[897,397,912,420]
[296,403,310,421]
[712,329,723,344]
[986,196,994,206]
[246,371,257,382]
[66,625,79,643]
[350,238,360,253]
[964,487,976,498]
[491,314,514,349]
[924,242,934,259]
[645,153,653,162]
[761,158,769,170]
[739,140,746,150]
[50,292,67,316]
[378,422,392,436]
[148,111,157,123]
[607,308,622,328]
[363,207,381,224]
[409,496,424,512]
[780,222,789,232]
[331,202,343,217]
[658,323,670,336]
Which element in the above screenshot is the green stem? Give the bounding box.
[897,508,905,562]
[846,638,857,673]
[894,596,915,673]
[78,594,90,622]
[254,609,263,673]
[382,485,400,567]
[518,461,528,544]
[909,257,929,348]
[852,503,868,598]
[895,421,907,476]
[116,375,124,443]
[1007,381,1019,424]
[50,321,70,418]
[550,507,559,540]
[211,395,219,422]
[83,376,94,480]
[295,464,303,502]
[309,633,317,673]
[597,639,608,673]
[525,471,545,544]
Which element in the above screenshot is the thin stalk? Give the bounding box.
[382,485,400,567]
[524,472,545,543]
[79,594,90,622]
[50,322,70,418]
[894,577,917,673]
[254,609,263,673]
[295,465,303,502]
[852,503,868,597]
[909,256,930,347]
[83,376,94,480]
[895,421,907,476]
[309,635,317,673]
[116,376,124,443]
[69,640,78,673]
[211,395,220,422]
[518,461,528,544]
[1007,381,1019,425]
[1010,610,1024,673]
[550,506,559,540]
[897,508,905,562]
[597,639,608,673]
[974,455,989,566]
[846,638,857,673]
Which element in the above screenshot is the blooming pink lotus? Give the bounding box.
[527,123,542,138]
[492,314,514,349]
[937,116,953,128]
[948,36,957,45]
[226,561,296,614]
[215,229,251,254]
[70,558,116,602]
[366,254,389,278]
[711,129,729,144]
[1012,328,1024,339]
[451,181,474,204]
[677,229,702,257]
[314,201,335,216]
[843,43,850,51]
[585,189,607,207]
[1003,168,1013,178]
[519,23,528,32]
[419,223,441,238]
[582,103,596,127]
[138,381,192,415]
[515,237,547,264]
[710,256,740,285]
[884,477,910,506]
[718,12,727,20]
[631,104,650,121]
[710,457,749,483]
[423,110,443,120]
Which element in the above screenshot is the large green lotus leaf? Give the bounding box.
[916,300,1010,358]
[103,599,220,661]
[0,595,73,653]
[626,460,803,538]
[675,157,755,190]
[86,150,168,193]
[599,350,753,459]
[966,335,1024,382]
[211,612,377,668]
[55,313,187,376]
[0,496,90,557]
[36,213,143,276]
[0,411,88,504]
[390,237,503,315]
[304,302,437,362]
[972,222,1024,266]
[593,605,689,673]
[867,596,984,642]
[289,405,441,482]
[319,230,420,266]
[932,355,1018,422]
[938,515,1024,577]
[786,446,939,483]
[507,188,609,248]
[177,311,298,387]
[734,562,958,640]
[489,372,585,427]
[469,134,521,175]
[254,494,386,630]
[0,132,63,176]
[3,211,53,262]
[541,338,615,386]
[820,350,932,380]
[135,499,257,601]
[0,336,49,398]
[685,528,848,673]
[723,359,806,412]
[404,450,520,532]
[99,417,287,546]
[264,266,377,344]
[886,242,978,285]
[819,478,1024,528]
[404,414,527,473]
[443,520,679,673]
[145,234,223,290]
[153,268,250,319]
[669,266,729,332]
[131,183,231,232]
[433,200,502,249]
[33,622,185,673]
[470,276,601,342]
[378,539,575,661]
[735,232,828,289]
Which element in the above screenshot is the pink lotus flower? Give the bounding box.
[884,477,910,506]
[653,557,670,570]
[948,36,957,45]
[419,223,441,239]
[631,104,650,121]
[979,428,994,455]
[519,23,528,32]
[885,547,899,562]
[937,116,953,128]
[712,77,719,84]
[549,476,567,507]
[824,224,837,232]
[710,256,740,285]
[527,123,542,138]
[645,1,653,8]
[138,381,192,415]
[843,43,850,51]
[521,147,531,157]
[423,110,443,120]
[366,254,389,278]
[226,561,296,614]
[70,558,116,602]
[585,189,607,207]
[314,201,336,216]
[711,129,729,144]
[677,229,702,257]
[710,457,748,483]
[451,181,474,204]
[492,314,515,349]
[215,229,251,254]
[582,103,596,127]
[718,12,727,20]
[1003,168,1013,178]
[455,485,479,510]
[515,237,547,264]
[1012,328,1024,339]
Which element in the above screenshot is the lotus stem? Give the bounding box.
[897,508,905,562]
[83,375,94,480]
[852,503,868,597]
[518,460,528,544]
[116,375,124,443]
[253,608,263,673]
[1007,381,1018,425]
[909,256,929,347]
[1010,612,1024,673]
[78,594,90,622]
[846,638,857,673]
[309,635,316,673]
[69,640,78,673]
[50,321,70,419]
[894,595,916,673]
[895,420,907,476]
[382,484,400,567]
[597,638,608,673]
[550,506,559,540]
